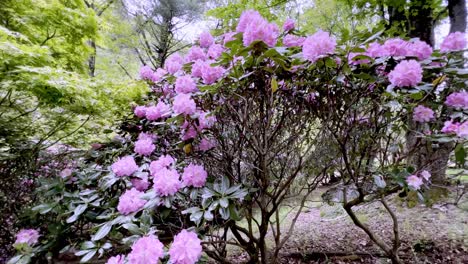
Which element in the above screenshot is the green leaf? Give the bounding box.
[67,204,88,223]
[454,144,466,166]
[271,77,278,93]
[80,250,97,263]
[219,197,229,208]
[32,204,53,214]
[92,223,112,241]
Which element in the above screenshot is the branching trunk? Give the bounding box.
[448,0,467,33]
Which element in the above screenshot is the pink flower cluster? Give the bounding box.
[146,101,172,120]
[106,255,124,264]
[175,75,198,94]
[366,38,433,60]
[182,163,208,187]
[131,173,149,191]
[197,138,217,151]
[173,94,196,115]
[127,235,164,264]
[406,170,431,190]
[442,120,468,138]
[199,31,214,48]
[111,156,138,177]
[201,64,225,85]
[169,230,202,264]
[283,34,305,47]
[302,30,336,62]
[388,60,422,87]
[165,53,184,74]
[134,138,155,156]
[139,66,167,82]
[150,154,175,174]
[413,105,434,123]
[445,91,468,109]
[187,46,206,62]
[440,32,466,52]
[117,188,147,215]
[283,18,295,31]
[108,230,202,264]
[14,229,40,246]
[153,168,182,196]
[237,10,279,47]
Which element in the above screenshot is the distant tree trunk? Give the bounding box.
[88,39,96,77]
[448,0,467,33]
[407,1,435,46]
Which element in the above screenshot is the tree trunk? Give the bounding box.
[88,39,96,77]
[448,0,467,33]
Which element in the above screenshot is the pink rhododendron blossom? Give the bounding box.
[283,34,305,47]
[155,100,172,118]
[134,138,155,156]
[182,163,208,187]
[201,64,224,84]
[302,30,336,62]
[236,10,263,32]
[283,18,295,31]
[445,91,468,109]
[457,122,468,138]
[181,122,197,141]
[60,168,72,178]
[186,46,206,62]
[139,65,153,80]
[382,38,410,57]
[145,106,160,121]
[173,94,197,115]
[153,168,181,196]
[406,175,423,190]
[151,68,167,82]
[165,53,184,74]
[191,59,207,78]
[149,155,175,176]
[146,101,171,120]
[134,106,147,118]
[106,255,125,264]
[138,132,156,141]
[197,138,217,151]
[237,10,279,47]
[366,42,384,57]
[207,44,225,59]
[199,31,214,48]
[131,174,150,191]
[420,170,431,181]
[15,229,40,246]
[197,111,217,130]
[440,32,466,52]
[175,75,198,94]
[128,235,164,264]
[413,105,434,123]
[112,156,138,177]
[169,229,202,264]
[117,188,147,215]
[388,60,422,87]
[408,40,433,60]
[441,120,460,134]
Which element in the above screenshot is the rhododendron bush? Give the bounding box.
[9,10,467,264]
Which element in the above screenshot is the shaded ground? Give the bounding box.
[223,186,468,263]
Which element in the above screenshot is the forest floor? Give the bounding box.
[222,183,468,264]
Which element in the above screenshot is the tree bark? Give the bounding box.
[448,0,467,33]
[88,39,96,77]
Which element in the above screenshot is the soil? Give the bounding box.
[222,186,468,264]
